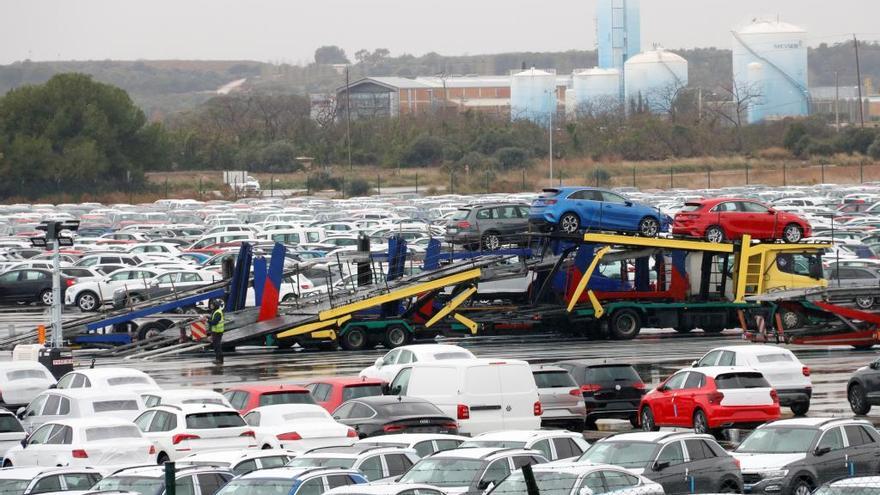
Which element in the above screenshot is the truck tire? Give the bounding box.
[383,325,411,348]
[137,322,166,341]
[609,309,641,340]
[340,327,368,351]
[779,309,804,330]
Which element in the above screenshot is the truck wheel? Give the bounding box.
[790,401,810,416]
[383,325,411,348]
[610,309,641,340]
[779,309,804,330]
[137,322,166,341]
[340,327,369,351]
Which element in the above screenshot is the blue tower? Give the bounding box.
[597,0,640,100]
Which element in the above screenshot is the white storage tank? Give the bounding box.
[510,68,557,124]
[623,49,688,113]
[572,68,621,115]
[732,19,809,123]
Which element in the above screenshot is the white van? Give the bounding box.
[387,359,541,436]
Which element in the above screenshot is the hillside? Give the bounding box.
[1,41,877,118]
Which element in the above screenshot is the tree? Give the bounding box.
[314,46,349,65]
[704,79,763,151]
[0,73,169,198]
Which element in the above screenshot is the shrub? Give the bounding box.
[494,147,530,169]
[868,136,880,160]
[347,178,371,196]
[400,134,446,167]
[805,141,835,157]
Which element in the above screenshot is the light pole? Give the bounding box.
[547,89,554,187]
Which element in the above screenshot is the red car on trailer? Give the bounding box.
[673,198,811,243]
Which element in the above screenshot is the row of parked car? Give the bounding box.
[2,342,880,495]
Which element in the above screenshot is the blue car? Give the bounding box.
[215,467,366,495]
[529,187,670,236]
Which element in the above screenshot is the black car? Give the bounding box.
[0,269,73,305]
[331,396,458,438]
[579,431,743,494]
[555,360,645,429]
[848,357,880,414]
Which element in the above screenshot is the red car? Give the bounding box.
[639,367,780,435]
[305,376,386,412]
[223,384,316,414]
[673,198,811,243]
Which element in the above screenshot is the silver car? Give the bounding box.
[531,365,587,431]
[826,266,880,308]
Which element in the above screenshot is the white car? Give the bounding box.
[359,344,476,382]
[0,361,56,407]
[356,433,468,458]
[60,267,104,285]
[243,404,357,451]
[134,404,256,463]
[0,409,26,460]
[694,345,812,415]
[3,417,154,467]
[56,368,160,394]
[141,389,231,409]
[177,448,295,476]
[19,389,146,433]
[64,267,165,311]
[459,430,590,461]
[0,466,103,493]
[488,461,664,495]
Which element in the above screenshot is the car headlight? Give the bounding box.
[758,469,789,479]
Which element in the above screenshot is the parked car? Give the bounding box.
[460,430,589,461]
[134,404,256,463]
[141,389,231,409]
[578,431,743,493]
[640,366,780,434]
[529,187,669,236]
[223,385,316,414]
[386,358,541,436]
[214,467,365,495]
[3,417,153,467]
[397,447,547,495]
[733,418,880,495]
[531,364,587,431]
[0,410,26,463]
[325,484,446,495]
[111,269,222,308]
[64,267,164,311]
[814,476,880,495]
[243,404,357,449]
[444,203,530,250]
[847,357,880,415]
[0,269,74,305]
[305,377,385,413]
[178,449,295,476]
[91,464,233,495]
[0,361,56,408]
[356,433,468,458]
[359,344,476,383]
[693,345,812,415]
[287,445,419,482]
[19,389,146,433]
[56,367,160,394]
[0,467,102,495]
[826,265,880,308]
[554,360,645,429]
[488,462,665,495]
[331,395,458,439]
[673,198,812,243]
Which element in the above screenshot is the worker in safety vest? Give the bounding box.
[208,299,225,365]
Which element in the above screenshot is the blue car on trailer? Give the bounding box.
[529,187,670,236]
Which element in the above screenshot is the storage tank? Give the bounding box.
[623,49,688,113]
[510,68,557,124]
[572,68,621,115]
[732,19,809,123]
[747,62,766,122]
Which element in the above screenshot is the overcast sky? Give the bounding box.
[1,0,878,65]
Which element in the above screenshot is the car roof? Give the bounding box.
[237,467,359,480]
[762,417,870,429]
[248,404,328,415]
[601,431,715,444]
[179,449,294,465]
[679,366,762,378]
[470,430,579,442]
[324,484,442,495]
[347,396,431,406]
[109,464,231,478]
[309,376,385,386]
[827,476,880,487]
[0,466,100,479]
[530,364,568,373]
[226,384,309,393]
[40,388,143,400]
[429,447,537,460]
[46,417,139,429]
[304,445,411,456]
[66,368,152,379]
[529,461,633,475]
[358,434,468,445]
[151,403,236,414]
[0,361,51,371]
[709,345,795,355]
[554,359,634,368]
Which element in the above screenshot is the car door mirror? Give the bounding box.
[653,460,670,471]
[20,437,27,449]
[381,384,391,395]
[579,488,594,495]
[625,201,633,207]
[814,446,831,457]
[477,480,492,490]
[767,209,776,214]
[48,383,57,389]
[16,407,25,419]
[691,360,698,367]
[870,360,880,370]
[374,357,384,368]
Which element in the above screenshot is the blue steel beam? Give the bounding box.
[86,288,226,331]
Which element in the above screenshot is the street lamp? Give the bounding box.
[33,220,79,348]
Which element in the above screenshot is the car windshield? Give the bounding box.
[287,456,356,469]
[578,441,657,469]
[736,427,819,454]
[491,471,579,495]
[534,371,577,388]
[400,458,484,487]
[258,392,315,407]
[342,385,383,402]
[451,210,470,221]
[215,479,292,495]
[186,412,246,428]
[7,370,46,380]
[92,476,164,495]
[586,365,641,383]
[680,203,702,212]
[0,479,29,495]
[814,486,880,495]
[460,440,527,449]
[0,415,24,433]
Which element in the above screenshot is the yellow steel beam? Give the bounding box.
[310,329,337,340]
[453,313,479,335]
[587,290,604,319]
[425,286,477,328]
[567,246,611,312]
[734,234,752,302]
[746,242,832,255]
[276,315,351,339]
[318,268,482,321]
[582,233,736,253]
